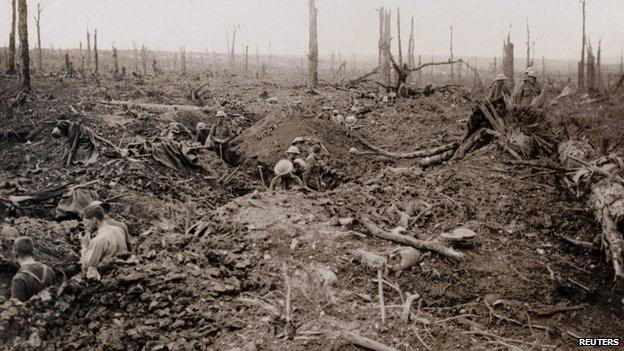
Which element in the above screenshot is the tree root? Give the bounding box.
[360,215,464,259]
[352,135,458,159]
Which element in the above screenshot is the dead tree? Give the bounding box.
[7,0,16,74]
[541,55,546,78]
[245,45,249,73]
[180,46,187,75]
[502,28,514,83]
[308,0,318,88]
[17,0,30,91]
[525,18,535,68]
[417,54,422,87]
[141,45,147,76]
[79,41,84,75]
[228,25,240,70]
[133,42,138,72]
[377,8,392,91]
[112,45,119,78]
[597,39,603,90]
[86,26,91,68]
[93,29,98,77]
[64,52,75,78]
[586,41,596,92]
[396,7,402,66]
[578,0,586,88]
[450,26,454,82]
[408,16,414,69]
[34,2,42,73]
[331,49,335,75]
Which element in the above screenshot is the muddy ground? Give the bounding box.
[1,68,623,351]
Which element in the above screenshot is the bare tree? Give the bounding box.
[17,0,30,91]
[450,25,454,82]
[180,46,187,75]
[86,26,91,68]
[133,42,138,72]
[245,45,249,73]
[578,0,586,88]
[308,0,318,88]
[227,25,240,70]
[79,41,84,75]
[408,16,414,69]
[525,18,535,68]
[586,40,596,92]
[377,7,391,90]
[7,0,16,74]
[502,27,514,82]
[141,45,148,75]
[112,44,119,78]
[597,39,602,89]
[34,3,42,73]
[94,29,98,77]
[397,7,402,66]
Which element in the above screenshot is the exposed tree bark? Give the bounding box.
[417,54,422,87]
[7,0,16,74]
[408,16,414,69]
[86,26,91,68]
[245,45,249,73]
[93,29,98,77]
[133,42,138,72]
[586,41,596,92]
[308,0,318,88]
[34,2,42,73]
[112,45,119,78]
[141,45,147,76]
[525,18,534,68]
[450,26,454,82]
[503,28,514,83]
[228,25,239,70]
[597,39,603,90]
[79,41,84,75]
[578,0,586,88]
[397,7,402,66]
[17,0,30,91]
[180,46,187,75]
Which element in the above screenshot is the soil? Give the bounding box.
[1,68,623,351]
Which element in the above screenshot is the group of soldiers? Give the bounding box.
[268,137,325,191]
[8,201,130,302]
[487,66,542,108]
[195,108,235,160]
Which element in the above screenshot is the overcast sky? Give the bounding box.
[1,0,623,62]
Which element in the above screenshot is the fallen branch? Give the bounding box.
[353,135,458,159]
[340,331,399,351]
[419,149,455,167]
[346,67,379,86]
[452,128,487,160]
[98,100,201,113]
[401,293,420,323]
[377,269,386,324]
[360,216,464,259]
[8,180,98,205]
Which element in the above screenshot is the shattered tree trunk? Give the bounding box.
[525,19,532,68]
[597,40,603,90]
[35,2,42,73]
[93,29,98,77]
[377,8,391,91]
[133,42,138,72]
[18,0,30,91]
[502,32,514,83]
[86,28,91,69]
[112,45,119,78]
[141,46,147,76]
[558,140,624,279]
[308,0,318,88]
[180,46,187,75]
[578,0,586,88]
[245,45,249,74]
[450,26,454,82]
[396,7,402,66]
[7,0,16,74]
[79,41,84,75]
[586,42,596,93]
[408,16,414,69]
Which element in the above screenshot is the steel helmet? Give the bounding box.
[291,137,305,145]
[274,159,294,176]
[293,158,306,169]
[495,73,507,81]
[525,67,537,78]
[286,145,300,154]
[196,122,207,130]
[216,110,227,118]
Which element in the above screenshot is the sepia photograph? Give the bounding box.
[0,0,623,349]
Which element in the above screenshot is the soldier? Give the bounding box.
[303,144,323,190]
[195,121,209,145]
[286,145,300,161]
[513,67,541,105]
[488,73,511,114]
[207,111,233,160]
[87,201,132,251]
[80,202,128,270]
[10,237,57,302]
[268,159,307,191]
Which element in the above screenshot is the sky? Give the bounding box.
[1,0,623,62]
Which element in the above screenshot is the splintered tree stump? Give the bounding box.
[590,181,624,279]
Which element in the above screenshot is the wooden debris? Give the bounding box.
[340,331,399,351]
[360,216,464,259]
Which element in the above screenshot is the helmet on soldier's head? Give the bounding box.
[525,67,538,78]
[274,159,294,176]
[286,146,300,155]
[291,137,305,145]
[196,122,207,130]
[311,144,322,153]
[293,158,306,169]
[495,73,507,81]
[216,110,227,118]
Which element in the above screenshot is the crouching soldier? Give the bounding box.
[80,202,127,270]
[303,144,323,190]
[268,159,308,191]
[10,237,57,302]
